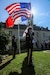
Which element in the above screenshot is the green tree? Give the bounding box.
[0,27,9,54]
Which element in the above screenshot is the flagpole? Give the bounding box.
[18,24,21,53]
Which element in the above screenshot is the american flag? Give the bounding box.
[5,3,31,22]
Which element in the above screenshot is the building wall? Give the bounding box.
[34,30,50,49]
[5,28,50,50]
[6,29,24,50]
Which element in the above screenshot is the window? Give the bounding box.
[20,32,23,37]
[36,32,39,37]
[48,35,50,40]
[9,31,12,36]
[43,33,45,38]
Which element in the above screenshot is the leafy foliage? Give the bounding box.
[0,27,9,54]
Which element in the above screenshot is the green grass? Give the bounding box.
[33,51,50,75]
[0,51,50,75]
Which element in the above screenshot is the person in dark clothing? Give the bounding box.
[36,42,38,48]
[12,36,17,59]
[26,26,34,66]
[45,42,47,49]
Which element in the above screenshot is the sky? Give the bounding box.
[0,0,50,29]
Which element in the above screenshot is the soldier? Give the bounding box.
[12,36,17,59]
[26,26,34,66]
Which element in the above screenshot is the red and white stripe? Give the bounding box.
[12,9,30,21]
[10,8,30,15]
[6,3,20,14]
[13,13,30,21]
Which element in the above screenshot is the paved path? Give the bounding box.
[0,55,12,70]
[43,50,50,53]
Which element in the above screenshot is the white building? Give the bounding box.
[1,23,50,52]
